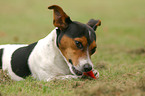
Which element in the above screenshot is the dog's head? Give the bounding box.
[48,5,101,76]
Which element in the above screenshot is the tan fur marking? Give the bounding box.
[59,35,88,66]
[96,20,101,26]
[74,36,88,49]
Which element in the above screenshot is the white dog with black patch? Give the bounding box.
[0,5,101,81]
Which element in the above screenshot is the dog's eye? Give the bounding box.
[91,47,96,54]
[75,41,83,49]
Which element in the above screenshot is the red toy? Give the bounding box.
[83,70,96,79]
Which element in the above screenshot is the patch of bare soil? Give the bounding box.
[95,61,108,70]
[76,80,145,96]
[0,32,7,37]
[137,76,145,91]
[128,48,145,55]
[0,69,11,84]
[13,36,19,42]
[75,76,145,96]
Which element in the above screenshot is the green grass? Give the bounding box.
[0,0,145,96]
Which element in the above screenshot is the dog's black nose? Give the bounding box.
[83,64,92,72]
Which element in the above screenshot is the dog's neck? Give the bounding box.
[36,28,71,76]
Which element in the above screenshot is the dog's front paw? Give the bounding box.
[46,75,78,81]
[93,69,99,79]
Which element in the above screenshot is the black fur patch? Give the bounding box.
[56,21,96,48]
[11,42,37,78]
[0,48,4,69]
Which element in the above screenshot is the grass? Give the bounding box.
[0,0,145,95]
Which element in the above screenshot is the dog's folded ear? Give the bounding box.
[87,19,101,31]
[48,5,72,30]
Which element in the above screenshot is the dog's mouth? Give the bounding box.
[68,59,98,79]
[72,66,83,76]
[67,58,98,79]
[68,59,83,76]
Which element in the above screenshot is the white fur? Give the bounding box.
[28,29,71,81]
[76,47,93,71]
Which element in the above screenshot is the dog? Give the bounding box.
[0,5,101,81]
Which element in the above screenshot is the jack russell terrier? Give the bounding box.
[0,5,101,81]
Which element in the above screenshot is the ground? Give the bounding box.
[0,0,145,96]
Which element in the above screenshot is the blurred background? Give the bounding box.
[0,0,144,46]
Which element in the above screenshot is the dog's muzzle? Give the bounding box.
[83,63,92,72]
[72,63,93,76]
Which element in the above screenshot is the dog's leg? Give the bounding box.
[46,70,99,81]
[47,75,78,81]
[92,69,99,78]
